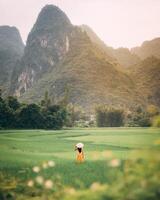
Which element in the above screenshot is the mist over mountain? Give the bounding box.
[0,5,159,111]
[80,25,117,63]
[80,25,141,68]
[0,26,24,96]
[19,24,139,110]
[129,56,160,107]
[131,38,160,59]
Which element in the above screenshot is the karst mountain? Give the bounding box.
[0,5,160,110]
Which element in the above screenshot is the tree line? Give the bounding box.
[95,104,160,127]
[0,88,160,129]
[0,90,68,129]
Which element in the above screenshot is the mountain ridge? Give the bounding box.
[131,37,160,59]
[80,24,141,68]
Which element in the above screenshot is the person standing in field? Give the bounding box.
[75,143,84,163]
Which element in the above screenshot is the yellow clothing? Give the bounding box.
[77,152,84,162]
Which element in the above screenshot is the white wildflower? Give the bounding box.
[35,176,44,185]
[42,162,48,169]
[65,187,76,195]
[32,166,40,173]
[44,180,53,189]
[90,182,102,191]
[27,180,34,187]
[109,159,121,167]
[48,160,55,167]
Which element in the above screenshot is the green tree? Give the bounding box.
[147,104,159,117]
[152,115,160,127]
[17,104,44,129]
[59,85,70,107]
[127,106,151,127]
[66,104,85,127]
[41,91,51,109]
[43,105,67,129]
[0,99,14,128]
[0,92,68,129]
[96,106,124,127]
[96,105,107,127]
[0,88,2,97]
[6,96,21,111]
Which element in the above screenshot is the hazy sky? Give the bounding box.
[0,0,160,48]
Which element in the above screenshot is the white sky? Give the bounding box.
[0,0,160,48]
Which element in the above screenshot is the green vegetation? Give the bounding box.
[129,57,160,108]
[0,92,67,129]
[16,5,140,110]
[0,128,160,199]
[95,104,160,128]
[0,4,160,200]
[126,106,151,127]
[152,115,160,127]
[1,6,160,111]
[1,92,160,129]
[96,106,124,127]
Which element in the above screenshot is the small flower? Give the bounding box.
[65,187,76,195]
[90,182,102,191]
[27,180,34,187]
[32,166,40,173]
[109,159,121,167]
[48,160,55,167]
[35,176,44,185]
[44,180,53,189]
[42,162,48,169]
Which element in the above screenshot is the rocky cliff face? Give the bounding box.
[0,26,24,96]
[13,5,73,97]
[16,6,141,110]
[5,4,159,111]
[18,22,140,110]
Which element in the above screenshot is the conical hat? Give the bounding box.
[76,143,84,148]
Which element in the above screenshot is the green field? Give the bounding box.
[0,128,160,188]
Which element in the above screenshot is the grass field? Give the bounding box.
[0,128,160,189]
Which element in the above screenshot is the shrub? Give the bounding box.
[147,104,159,117]
[152,115,160,127]
[0,93,68,129]
[17,104,44,129]
[96,106,124,127]
[126,107,151,127]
